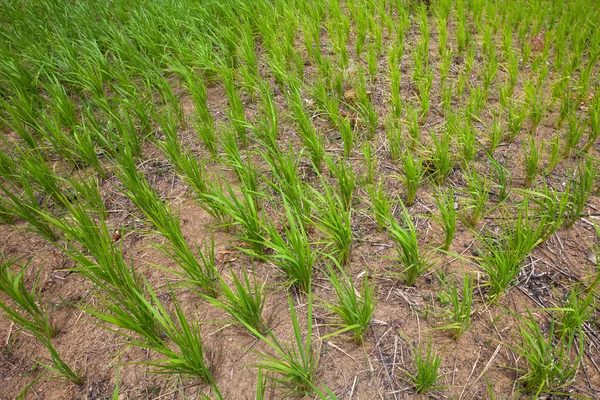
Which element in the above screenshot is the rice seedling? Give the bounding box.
[36,335,84,386]
[563,114,586,158]
[476,202,544,300]
[0,255,59,338]
[545,135,561,175]
[434,188,456,251]
[407,106,420,150]
[323,261,375,344]
[325,155,355,212]
[554,281,597,339]
[402,151,423,207]
[462,166,491,227]
[116,147,220,295]
[136,282,221,396]
[367,180,394,231]
[523,135,541,187]
[385,118,403,161]
[385,205,428,286]
[362,143,376,186]
[564,157,597,228]
[436,273,473,338]
[0,176,58,242]
[287,82,325,171]
[404,338,443,394]
[582,95,600,153]
[203,265,266,334]
[242,290,320,396]
[430,128,454,185]
[262,193,316,294]
[504,309,581,397]
[309,181,353,266]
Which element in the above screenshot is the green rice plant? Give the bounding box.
[309,181,352,266]
[505,309,581,397]
[385,205,427,286]
[388,50,403,119]
[222,68,247,146]
[488,112,503,154]
[476,202,544,300]
[385,118,403,161]
[0,255,59,338]
[368,180,394,231]
[367,44,377,81]
[564,157,596,228]
[545,135,561,175]
[507,102,527,143]
[523,135,541,187]
[554,282,597,339]
[562,114,586,158]
[204,183,265,255]
[116,147,219,295]
[263,200,315,292]
[362,143,376,186]
[326,156,355,212]
[203,266,266,334]
[402,151,423,207]
[436,274,473,338]
[522,182,569,241]
[36,335,84,386]
[243,290,320,396]
[338,116,354,158]
[404,338,443,394]
[407,106,420,150]
[38,179,163,342]
[489,156,512,203]
[430,128,454,185]
[462,166,491,227]
[136,283,221,395]
[323,261,375,344]
[288,82,325,171]
[582,95,600,153]
[434,187,456,251]
[457,118,477,164]
[417,70,433,120]
[524,80,545,133]
[0,177,58,242]
[15,147,65,205]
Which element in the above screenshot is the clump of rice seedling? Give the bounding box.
[367,180,394,231]
[462,166,491,227]
[505,309,581,397]
[310,181,353,266]
[385,205,428,286]
[435,273,473,338]
[562,114,586,158]
[36,335,84,386]
[203,266,266,334]
[116,147,219,296]
[0,255,59,338]
[323,261,375,344]
[430,128,454,185]
[434,188,456,251]
[0,176,58,242]
[338,116,354,158]
[326,156,355,211]
[287,81,325,171]
[262,198,315,292]
[582,95,600,153]
[523,134,541,187]
[554,281,597,339]
[137,283,221,396]
[244,291,320,396]
[404,338,443,394]
[402,151,423,207]
[361,143,376,186]
[476,202,544,300]
[565,157,596,228]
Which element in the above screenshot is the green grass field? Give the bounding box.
[1,0,600,398]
